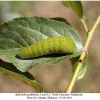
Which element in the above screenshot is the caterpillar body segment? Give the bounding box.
[18,36,77,59]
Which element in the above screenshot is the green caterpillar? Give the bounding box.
[18,36,77,59]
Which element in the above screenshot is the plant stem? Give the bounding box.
[80,19,88,33]
[84,15,100,49]
[66,15,100,93]
[66,62,82,93]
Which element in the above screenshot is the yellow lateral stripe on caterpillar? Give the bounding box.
[18,36,77,59]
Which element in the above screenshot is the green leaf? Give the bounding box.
[50,17,76,28]
[0,59,43,92]
[62,1,83,18]
[77,60,87,80]
[70,57,87,80]
[0,16,83,72]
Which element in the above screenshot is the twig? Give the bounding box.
[66,15,100,93]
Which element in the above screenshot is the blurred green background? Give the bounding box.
[0,1,100,93]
